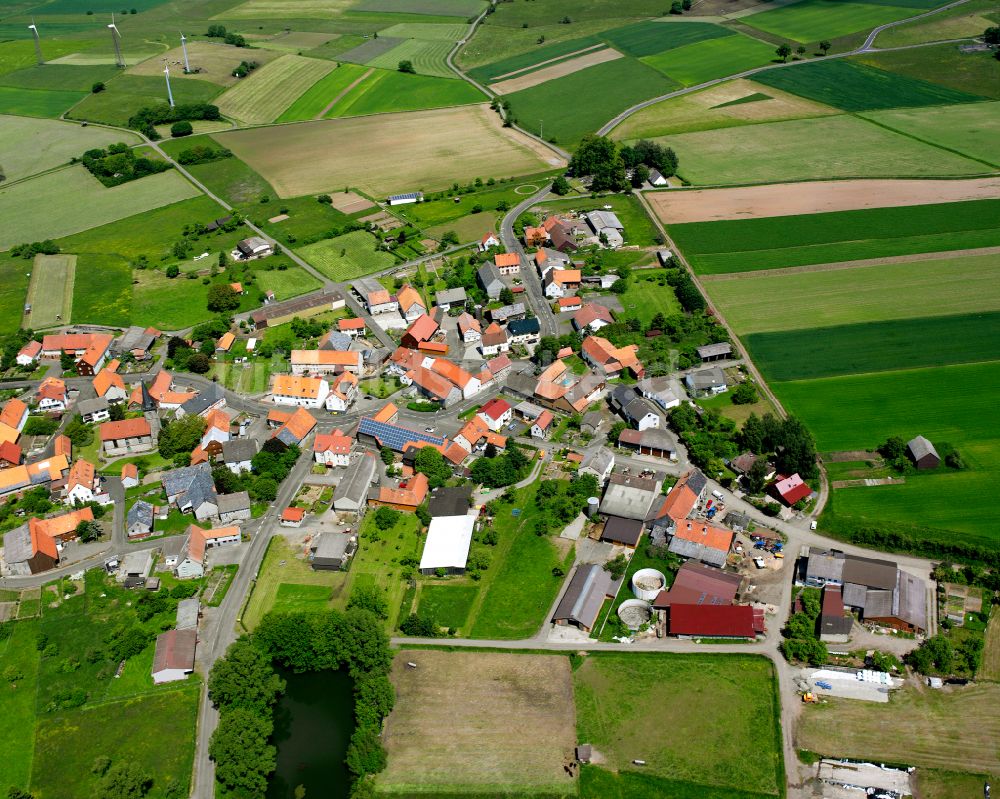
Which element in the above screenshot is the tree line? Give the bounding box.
[568,135,679,192]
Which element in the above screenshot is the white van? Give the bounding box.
[711,489,724,501]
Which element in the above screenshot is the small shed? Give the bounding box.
[906,435,940,470]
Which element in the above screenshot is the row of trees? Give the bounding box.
[127,102,221,140]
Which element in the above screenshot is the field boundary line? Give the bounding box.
[490,43,607,81]
[699,245,1000,280]
[854,111,1000,171]
[317,67,375,119]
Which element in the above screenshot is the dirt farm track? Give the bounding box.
[647,176,1000,224]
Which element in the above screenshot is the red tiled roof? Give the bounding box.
[479,397,511,421]
[404,314,439,344]
[486,354,512,375]
[0,398,27,430]
[338,317,366,331]
[669,604,756,638]
[314,432,351,454]
[574,303,614,328]
[495,252,520,267]
[0,440,21,465]
[282,507,305,522]
[99,418,151,441]
[122,463,139,481]
[774,473,811,504]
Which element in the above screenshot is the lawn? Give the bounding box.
[744,311,1000,381]
[506,56,678,145]
[66,74,221,126]
[415,583,478,630]
[215,54,336,124]
[0,166,200,251]
[0,85,85,117]
[0,115,138,184]
[253,263,323,300]
[860,101,1000,168]
[663,114,986,187]
[71,253,134,327]
[216,104,558,199]
[611,78,836,139]
[616,269,682,325]
[0,620,41,792]
[299,229,395,281]
[325,68,484,117]
[32,687,199,799]
[130,269,216,330]
[642,33,778,87]
[275,62,370,122]
[742,0,944,43]
[575,653,783,795]
[467,482,575,639]
[671,198,1000,275]
[271,582,334,614]
[752,58,984,112]
[798,683,1000,776]
[241,536,347,631]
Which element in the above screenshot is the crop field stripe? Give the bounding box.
[491,43,606,81]
[741,0,937,43]
[215,54,336,124]
[705,251,1000,334]
[599,20,734,57]
[275,62,370,122]
[326,69,484,117]
[751,59,986,112]
[744,311,1000,381]
[642,34,778,87]
[324,67,386,116]
[859,109,1000,170]
[365,38,455,78]
[466,35,604,83]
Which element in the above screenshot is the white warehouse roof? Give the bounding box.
[419,514,475,572]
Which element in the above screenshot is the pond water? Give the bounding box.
[266,668,354,799]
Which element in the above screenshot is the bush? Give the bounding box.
[373,507,400,531]
[91,81,105,93]
[170,121,193,137]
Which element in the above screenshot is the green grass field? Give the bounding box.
[575,653,783,795]
[874,0,1000,46]
[326,68,484,117]
[0,85,86,117]
[0,166,199,251]
[615,269,682,325]
[26,253,74,328]
[66,74,221,126]
[752,58,984,112]
[601,20,734,58]
[275,62,370,122]
[742,0,944,43]
[0,115,139,184]
[466,34,605,84]
[506,56,678,145]
[580,766,784,799]
[181,149,276,207]
[860,100,1000,168]
[367,37,455,78]
[0,620,40,792]
[665,114,986,187]
[0,63,121,92]
[0,256,33,334]
[672,198,1000,275]
[130,269,217,330]
[855,44,1000,101]
[271,583,333,614]
[705,252,1000,333]
[253,264,323,300]
[416,584,479,630]
[0,39,86,78]
[642,34,777,87]
[298,229,395,281]
[745,311,1000,381]
[380,22,468,40]
[216,54,335,124]
[354,0,485,14]
[71,253,133,327]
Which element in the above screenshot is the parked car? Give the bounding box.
[815,680,833,690]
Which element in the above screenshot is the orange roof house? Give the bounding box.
[524,225,547,246]
[402,314,439,348]
[0,440,22,468]
[372,403,399,424]
[0,398,28,433]
[272,407,316,445]
[100,417,151,442]
[396,285,426,316]
[494,252,520,272]
[581,335,644,378]
[93,368,126,399]
[29,507,95,544]
[369,472,428,511]
[338,317,366,333]
[271,374,327,401]
[216,332,236,352]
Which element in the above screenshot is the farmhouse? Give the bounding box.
[64,458,99,505]
[406,366,461,408]
[435,287,467,312]
[697,342,733,362]
[217,491,251,524]
[198,408,231,458]
[454,416,507,454]
[100,418,153,456]
[573,303,614,333]
[508,318,541,346]
[667,604,760,640]
[76,396,110,425]
[369,472,429,512]
[115,326,158,361]
[770,473,812,506]
[477,263,505,300]
[93,367,128,403]
[651,470,709,539]
[480,323,509,356]
[175,524,241,579]
[16,340,41,366]
[396,285,427,322]
[3,523,58,575]
[151,629,197,684]
[582,336,643,379]
[0,441,22,469]
[222,438,258,475]
[338,317,366,337]
[232,236,273,261]
[402,314,440,349]
[0,399,28,434]
[0,455,70,501]
[610,386,660,431]
[534,247,571,276]
[477,398,512,432]
[523,225,548,247]
[163,464,219,521]
[418,514,475,575]
[531,410,554,439]
[290,349,363,377]
[271,374,330,409]
[494,252,521,275]
[543,269,581,299]
[486,353,513,383]
[478,231,500,251]
[618,428,678,460]
[430,359,481,399]
[906,435,940,469]
[127,500,154,540]
[314,431,352,466]
[585,210,624,248]
[272,407,316,446]
[36,377,67,412]
[667,519,734,568]
[326,372,358,413]
[649,169,669,186]
[557,297,582,313]
[552,563,615,632]
[685,367,728,398]
[457,313,481,344]
[332,452,378,516]
[14,508,95,560]
[652,561,741,609]
[250,290,344,330]
[580,448,615,484]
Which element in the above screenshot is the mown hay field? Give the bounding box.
[0,166,198,250]
[216,104,561,198]
[742,0,941,43]
[0,114,138,183]
[664,114,986,187]
[26,254,75,329]
[612,78,836,139]
[299,229,394,281]
[642,33,777,87]
[0,85,85,118]
[215,54,335,124]
[218,0,355,19]
[127,41,280,87]
[353,0,485,15]
[601,19,734,57]
[669,198,1000,274]
[575,653,784,796]
[752,58,984,112]
[276,62,370,122]
[706,252,1000,333]
[323,68,484,117]
[366,37,455,78]
[379,650,576,795]
[466,34,604,84]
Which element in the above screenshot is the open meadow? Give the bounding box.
[798,684,1000,775]
[66,74,221,126]
[379,650,577,795]
[0,166,199,250]
[612,78,836,139]
[669,198,1000,275]
[575,653,784,796]
[641,32,777,87]
[855,44,1000,101]
[0,85,86,118]
[323,68,485,117]
[0,619,40,792]
[299,229,395,281]
[215,54,335,124]
[275,62,370,121]
[663,114,987,187]
[25,253,75,329]
[127,40,280,87]
[874,0,1000,46]
[71,253,132,327]
[216,104,562,198]
[0,115,138,184]
[741,0,946,43]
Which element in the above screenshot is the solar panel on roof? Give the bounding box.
[358,417,444,452]
[389,192,421,201]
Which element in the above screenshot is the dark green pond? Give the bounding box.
[266,668,354,799]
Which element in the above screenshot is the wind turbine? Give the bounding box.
[108,14,124,69]
[164,64,174,107]
[179,31,190,72]
[28,19,44,65]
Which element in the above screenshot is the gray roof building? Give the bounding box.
[490,303,526,323]
[333,454,378,513]
[115,325,156,357]
[176,597,200,630]
[436,287,467,306]
[477,263,505,299]
[580,448,615,481]
[127,500,154,534]
[599,473,661,521]
[504,371,539,400]
[222,438,258,464]
[508,318,540,338]
[179,383,225,417]
[586,210,623,232]
[843,554,898,591]
[320,331,353,352]
[805,549,846,586]
[122,549,153,578]
[685,367,727,393]
[77,396,109,417]
[312,532,356,570]
[906,435,940,469]
[696,342,733,361]
[600,515,644,547]
[217,491,251,515]
[427,486,472,518]
[552,564,614,631]
[162,463,218,514]
[581,411,603,434]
